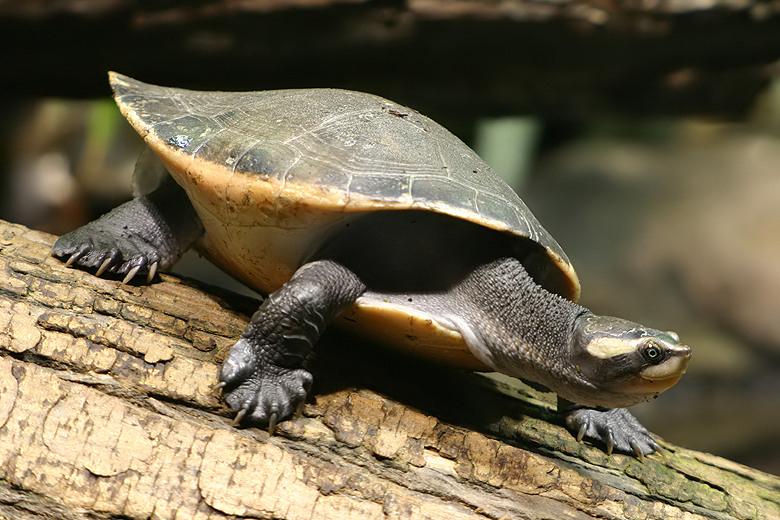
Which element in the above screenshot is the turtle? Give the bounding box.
[52,72,692,457]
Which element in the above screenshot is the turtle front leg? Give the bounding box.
[559,398,660,457]
[52,179,203,283]
[220,260,365,429]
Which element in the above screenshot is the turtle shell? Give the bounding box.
[110,72,579,305]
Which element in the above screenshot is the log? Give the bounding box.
[0,218,778,520]
[1,1,779,118]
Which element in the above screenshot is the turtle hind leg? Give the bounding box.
[558,398,660,457]
[51,179,203,284]
[220,260,365,428]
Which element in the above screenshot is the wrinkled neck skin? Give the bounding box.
[454,257,635,408]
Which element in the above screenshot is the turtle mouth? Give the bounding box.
[640,347,691,382]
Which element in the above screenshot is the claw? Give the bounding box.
[122,265,141,284]
[65,243,91,267]
[147,262,158,283]
[231,406,249,426]
[65,253,80,267]
[95,257,112,277]
[295,400,305,417]
[605,429,615,455]
[629,440,644,459]
[576,422,587,443]
[212,381,227,392]
[268,412,278,435]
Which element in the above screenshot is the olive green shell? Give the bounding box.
[110,72,580,301]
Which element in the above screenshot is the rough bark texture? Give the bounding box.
[0,218,778,520]
[1,0,779,119]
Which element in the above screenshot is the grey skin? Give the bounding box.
[53,180,691,457]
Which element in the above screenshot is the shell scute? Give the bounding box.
[411,178,478,214]
[350,175,411,201]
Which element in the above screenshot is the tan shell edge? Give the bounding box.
[341,299,491,371]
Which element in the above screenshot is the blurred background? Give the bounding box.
[1,0,778,474]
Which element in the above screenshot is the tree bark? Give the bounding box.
[0,218,777,520]
[1,1,779,119]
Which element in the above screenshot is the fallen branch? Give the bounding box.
[1,2,779,117]
[0,219,777,519]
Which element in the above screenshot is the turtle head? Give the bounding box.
[570,313,691,406]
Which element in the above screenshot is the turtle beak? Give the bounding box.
[640,343,691,383]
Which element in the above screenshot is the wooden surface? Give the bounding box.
[0,218,778,519]
[1,1,779,120]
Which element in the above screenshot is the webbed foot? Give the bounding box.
[52,220,162,284]
[52,184,202,284]
[563,407,660,457]
[220,338,312,429]
[218,260,365,430]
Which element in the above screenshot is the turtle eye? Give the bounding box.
[642,342,663,363]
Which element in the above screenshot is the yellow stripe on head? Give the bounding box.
[585,337,642,359]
